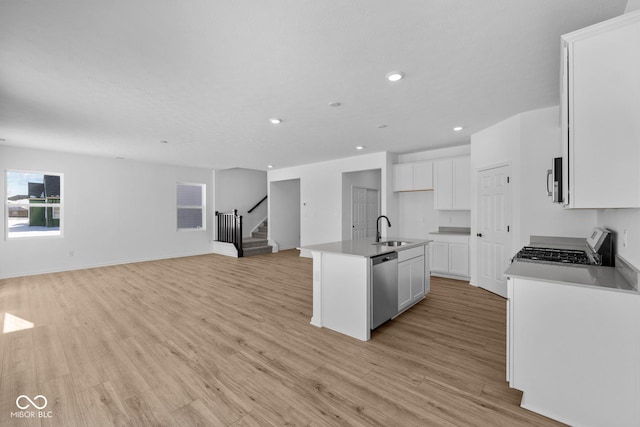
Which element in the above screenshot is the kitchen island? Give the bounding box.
[302,238,431,341]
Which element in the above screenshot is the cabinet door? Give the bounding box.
[452,157,471,209]
[566,18,640,208]
[434,160,453,209]
[430,242,449,273]
[393,164,413,192]
[410,256,425,301]
[398,261,412,311]
[413,161,433,190]
[449,243,469,276]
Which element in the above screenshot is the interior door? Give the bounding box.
[352,187,379,240]
[477,165,511,298]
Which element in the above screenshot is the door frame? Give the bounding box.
[475,161,512,296]
[351,186,380,240]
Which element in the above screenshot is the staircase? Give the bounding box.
[242,220,272,257]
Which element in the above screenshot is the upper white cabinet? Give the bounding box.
[434,156,470,210]
[561,11,640,208]
[393,161,433,192]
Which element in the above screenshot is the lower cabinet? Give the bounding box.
[397,246,429,313]
[507,277,640,426]
[428,234,469,279]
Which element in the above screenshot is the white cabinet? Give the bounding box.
[434,157,470,210]
[561,11,640,208]
[397,245,429,313]
[448,243,469,277]
[392,161,433,192]
[429,242,449,273]
[428,234,469,279]
[507,277,640,426]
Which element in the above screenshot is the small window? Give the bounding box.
[5,170,63,239]
[177,183,205,230]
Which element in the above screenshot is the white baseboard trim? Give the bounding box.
[430,272,471,282]
[0,250,215,280]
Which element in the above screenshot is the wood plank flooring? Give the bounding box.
[0,250,561,426]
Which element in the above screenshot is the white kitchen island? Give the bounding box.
[302,238,430,341]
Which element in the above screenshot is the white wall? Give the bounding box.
[268,152,396,248]
[470,106,597,285]
[518,107,596,242]
[269,179,301,250]
[341,169,381,240]
[215,168,267,237]
[626,0,640,12]
[398,191,436,238]
[598,209,640,268]
[1,146,213,279]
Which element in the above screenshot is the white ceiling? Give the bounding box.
[0,1,627,170]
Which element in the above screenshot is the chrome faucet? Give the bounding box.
[376,215,391,242]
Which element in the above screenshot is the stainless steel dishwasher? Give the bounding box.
[371,252,398,329]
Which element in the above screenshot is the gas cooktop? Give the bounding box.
[515,246,592,265]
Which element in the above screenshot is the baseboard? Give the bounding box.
[430,272,471,282]
[0,250,215,280]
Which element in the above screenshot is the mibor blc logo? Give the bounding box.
[11,395,53,419]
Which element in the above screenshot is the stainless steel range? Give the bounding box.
[514,227,614,267]
[515,247,592,265]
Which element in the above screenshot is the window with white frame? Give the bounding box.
[176,183,205,230]
[5,170,63,239]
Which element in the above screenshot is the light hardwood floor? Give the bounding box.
[0,250,561,426]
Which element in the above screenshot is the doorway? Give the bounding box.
[476,164,511,298]
[351,187,379,240]
[269,179,301,250]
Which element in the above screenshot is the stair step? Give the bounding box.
[258,225,268,233]
[243,237,268,248]
[252,231,267,239]
[243,245,273,257]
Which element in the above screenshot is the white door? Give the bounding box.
[477,165,511,298]
[352,187,379,240]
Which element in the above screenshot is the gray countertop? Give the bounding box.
[301,237,431,258]
[505,261,637,294]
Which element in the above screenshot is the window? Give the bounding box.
[5,170,63,239]
[177,183,205,230]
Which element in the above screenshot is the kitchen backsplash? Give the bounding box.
[438,210,471,228]
[598,208,640,269]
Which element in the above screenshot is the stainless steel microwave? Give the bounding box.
[546,157,563,203]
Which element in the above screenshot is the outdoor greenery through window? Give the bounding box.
[6,171,63,238]
[177,183,205,230]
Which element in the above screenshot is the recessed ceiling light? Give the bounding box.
[386,71,404,82]
[160,140,169,144]
[453,126,464,131]
[328,101,341,107]
[377,124,388,129]
[269,118,282,125]
[267,165,273,169]
[115,156,125,160]
[356,146,365,150]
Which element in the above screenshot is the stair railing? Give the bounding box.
[215,210,243,257]
[248,195,267,214]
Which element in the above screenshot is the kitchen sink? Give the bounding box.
[373,240,410,247]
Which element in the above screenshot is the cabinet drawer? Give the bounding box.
[397,246,425,262]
